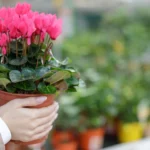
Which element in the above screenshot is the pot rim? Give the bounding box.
[0,90,55,97]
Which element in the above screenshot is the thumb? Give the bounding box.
[11,96,47,108]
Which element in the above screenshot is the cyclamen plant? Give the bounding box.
[0,3,79,94]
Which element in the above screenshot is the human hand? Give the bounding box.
[0,97,59,142]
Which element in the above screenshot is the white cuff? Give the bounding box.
[0,118,11,144]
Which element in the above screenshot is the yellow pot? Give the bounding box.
[118,122,143,143]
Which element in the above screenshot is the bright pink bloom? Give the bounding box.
[0,34,9,55]
[2,47,6,55]
[47,18,62,40]
[0,34,8,46]
[19,15,36,45]
[15,2,31,15]
[34,13,50,42]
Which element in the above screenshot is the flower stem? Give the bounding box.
[43,42,53,64]
[16,40,18,58]
[23,39,27,56]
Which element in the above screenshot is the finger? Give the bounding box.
[35,108,58,126]
[34,114,58,134]
[33,102,59,118]
[32,126,53,141]
[11,97,47,108]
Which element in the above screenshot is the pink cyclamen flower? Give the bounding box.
[47,18,62,40]
[2,47,6,55]
[19,15,36,45]
[15,2,31,15]
[34,13,50,42]
[0,34,9,55]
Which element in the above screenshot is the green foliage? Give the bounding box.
[60,8,150,128]
[38,82,57,94]
[0,41,79,94]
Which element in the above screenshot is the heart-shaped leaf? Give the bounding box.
[66,77,79,87]
[35,66,51,80]
[9,57,28,66]
[38,82,56,94]
[10,69,36,83]
[9,70,22,83]
[49,57,60,67]
[55,81,68,91]
[14,81,36,91]
[61,58,72,65]
[0,64,10,72]
[0,73,7,78]
[44,70,71,84]
[6,84,16,93]
[67,87,77,92]
[21,68,35,80]
[0,78,10,88]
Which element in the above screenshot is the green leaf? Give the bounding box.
[49,57,60,67]
[9,57,28,66]
[9,70,22,83]
[67,87,77,92]
[0,73,7,78]
[6,84,16,93]
[14,81,36,91]
[55,80,68,91]
[41,43,47,50]
[44,70,71,84]
[35,66,51,80]
[66,77,79,87]
[21,68,35,80]
[28,44,40,57]
[0,78,10,88]
[0,64,10,72]
[61,58,72,65]
[10,69,36,83]
[38,82,56,94]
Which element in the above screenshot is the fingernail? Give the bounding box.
[36,96,47,103]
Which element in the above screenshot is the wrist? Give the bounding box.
[0,118,11,144]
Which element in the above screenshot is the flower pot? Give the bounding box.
[0,90,55,145]
[54,141,77,150]
[52,130,74,147]
[79,128,105,150]
[118,122,143,143]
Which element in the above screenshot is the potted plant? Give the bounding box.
[0,2,80,145]
[51,95,79,150]
[75,85,107,150]
[117,75,144,143]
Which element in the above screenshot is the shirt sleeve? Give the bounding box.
[0,118,11,144]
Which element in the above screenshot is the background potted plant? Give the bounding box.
[117,73,145,143]
[51,95,79,150]
[0,2,80,145]
[75,85,107,150]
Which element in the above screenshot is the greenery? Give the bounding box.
[0,41,80,94]
[59,8,150,127]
